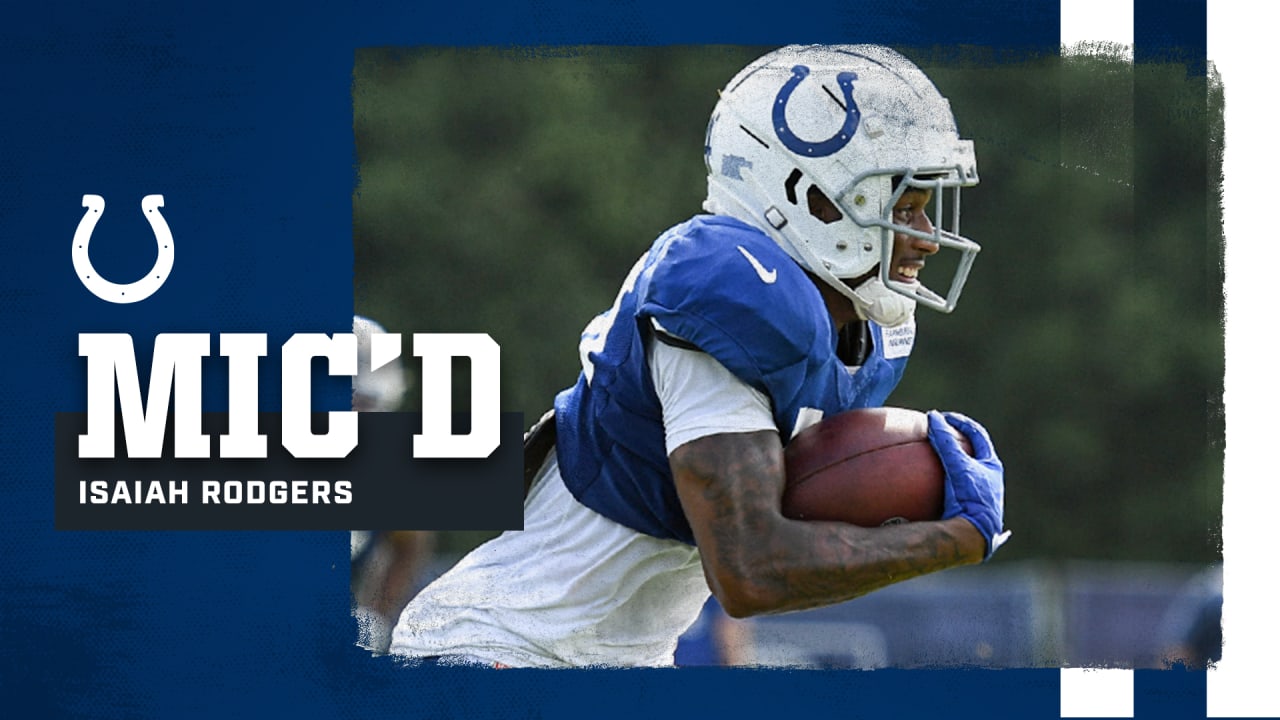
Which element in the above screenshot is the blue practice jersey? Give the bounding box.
[554,215,913,544]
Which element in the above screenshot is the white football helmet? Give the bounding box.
[704,44,980,325]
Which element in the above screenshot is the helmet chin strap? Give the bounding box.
[848,276,916,328]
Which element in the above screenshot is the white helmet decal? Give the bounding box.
[704,45,981,321]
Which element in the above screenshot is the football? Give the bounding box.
[781,407,970,527]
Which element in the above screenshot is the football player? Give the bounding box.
[391,45,1009,667]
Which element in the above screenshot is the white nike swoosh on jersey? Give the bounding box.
[736,245,778,284]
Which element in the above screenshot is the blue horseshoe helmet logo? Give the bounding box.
[773,66,860,158]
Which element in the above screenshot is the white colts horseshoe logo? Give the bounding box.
[72,194,174,303]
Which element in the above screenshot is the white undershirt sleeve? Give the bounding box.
[646,330,776,455]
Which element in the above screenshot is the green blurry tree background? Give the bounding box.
[353,46,1223,564]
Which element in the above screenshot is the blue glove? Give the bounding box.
[927,410,1010,561]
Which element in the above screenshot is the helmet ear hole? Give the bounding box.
[806,185,843,224]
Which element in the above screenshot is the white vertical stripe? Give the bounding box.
[1058,5,1137,717]
[1209,0,1280,715]
[1060,668,1135,718]
[1060,0,1134,57]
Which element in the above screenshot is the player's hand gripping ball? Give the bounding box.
[926,410,1010,560]
[781,407,967,528]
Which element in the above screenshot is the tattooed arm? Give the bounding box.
[670,428,986,618]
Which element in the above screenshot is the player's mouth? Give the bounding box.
[892,263,923,283]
